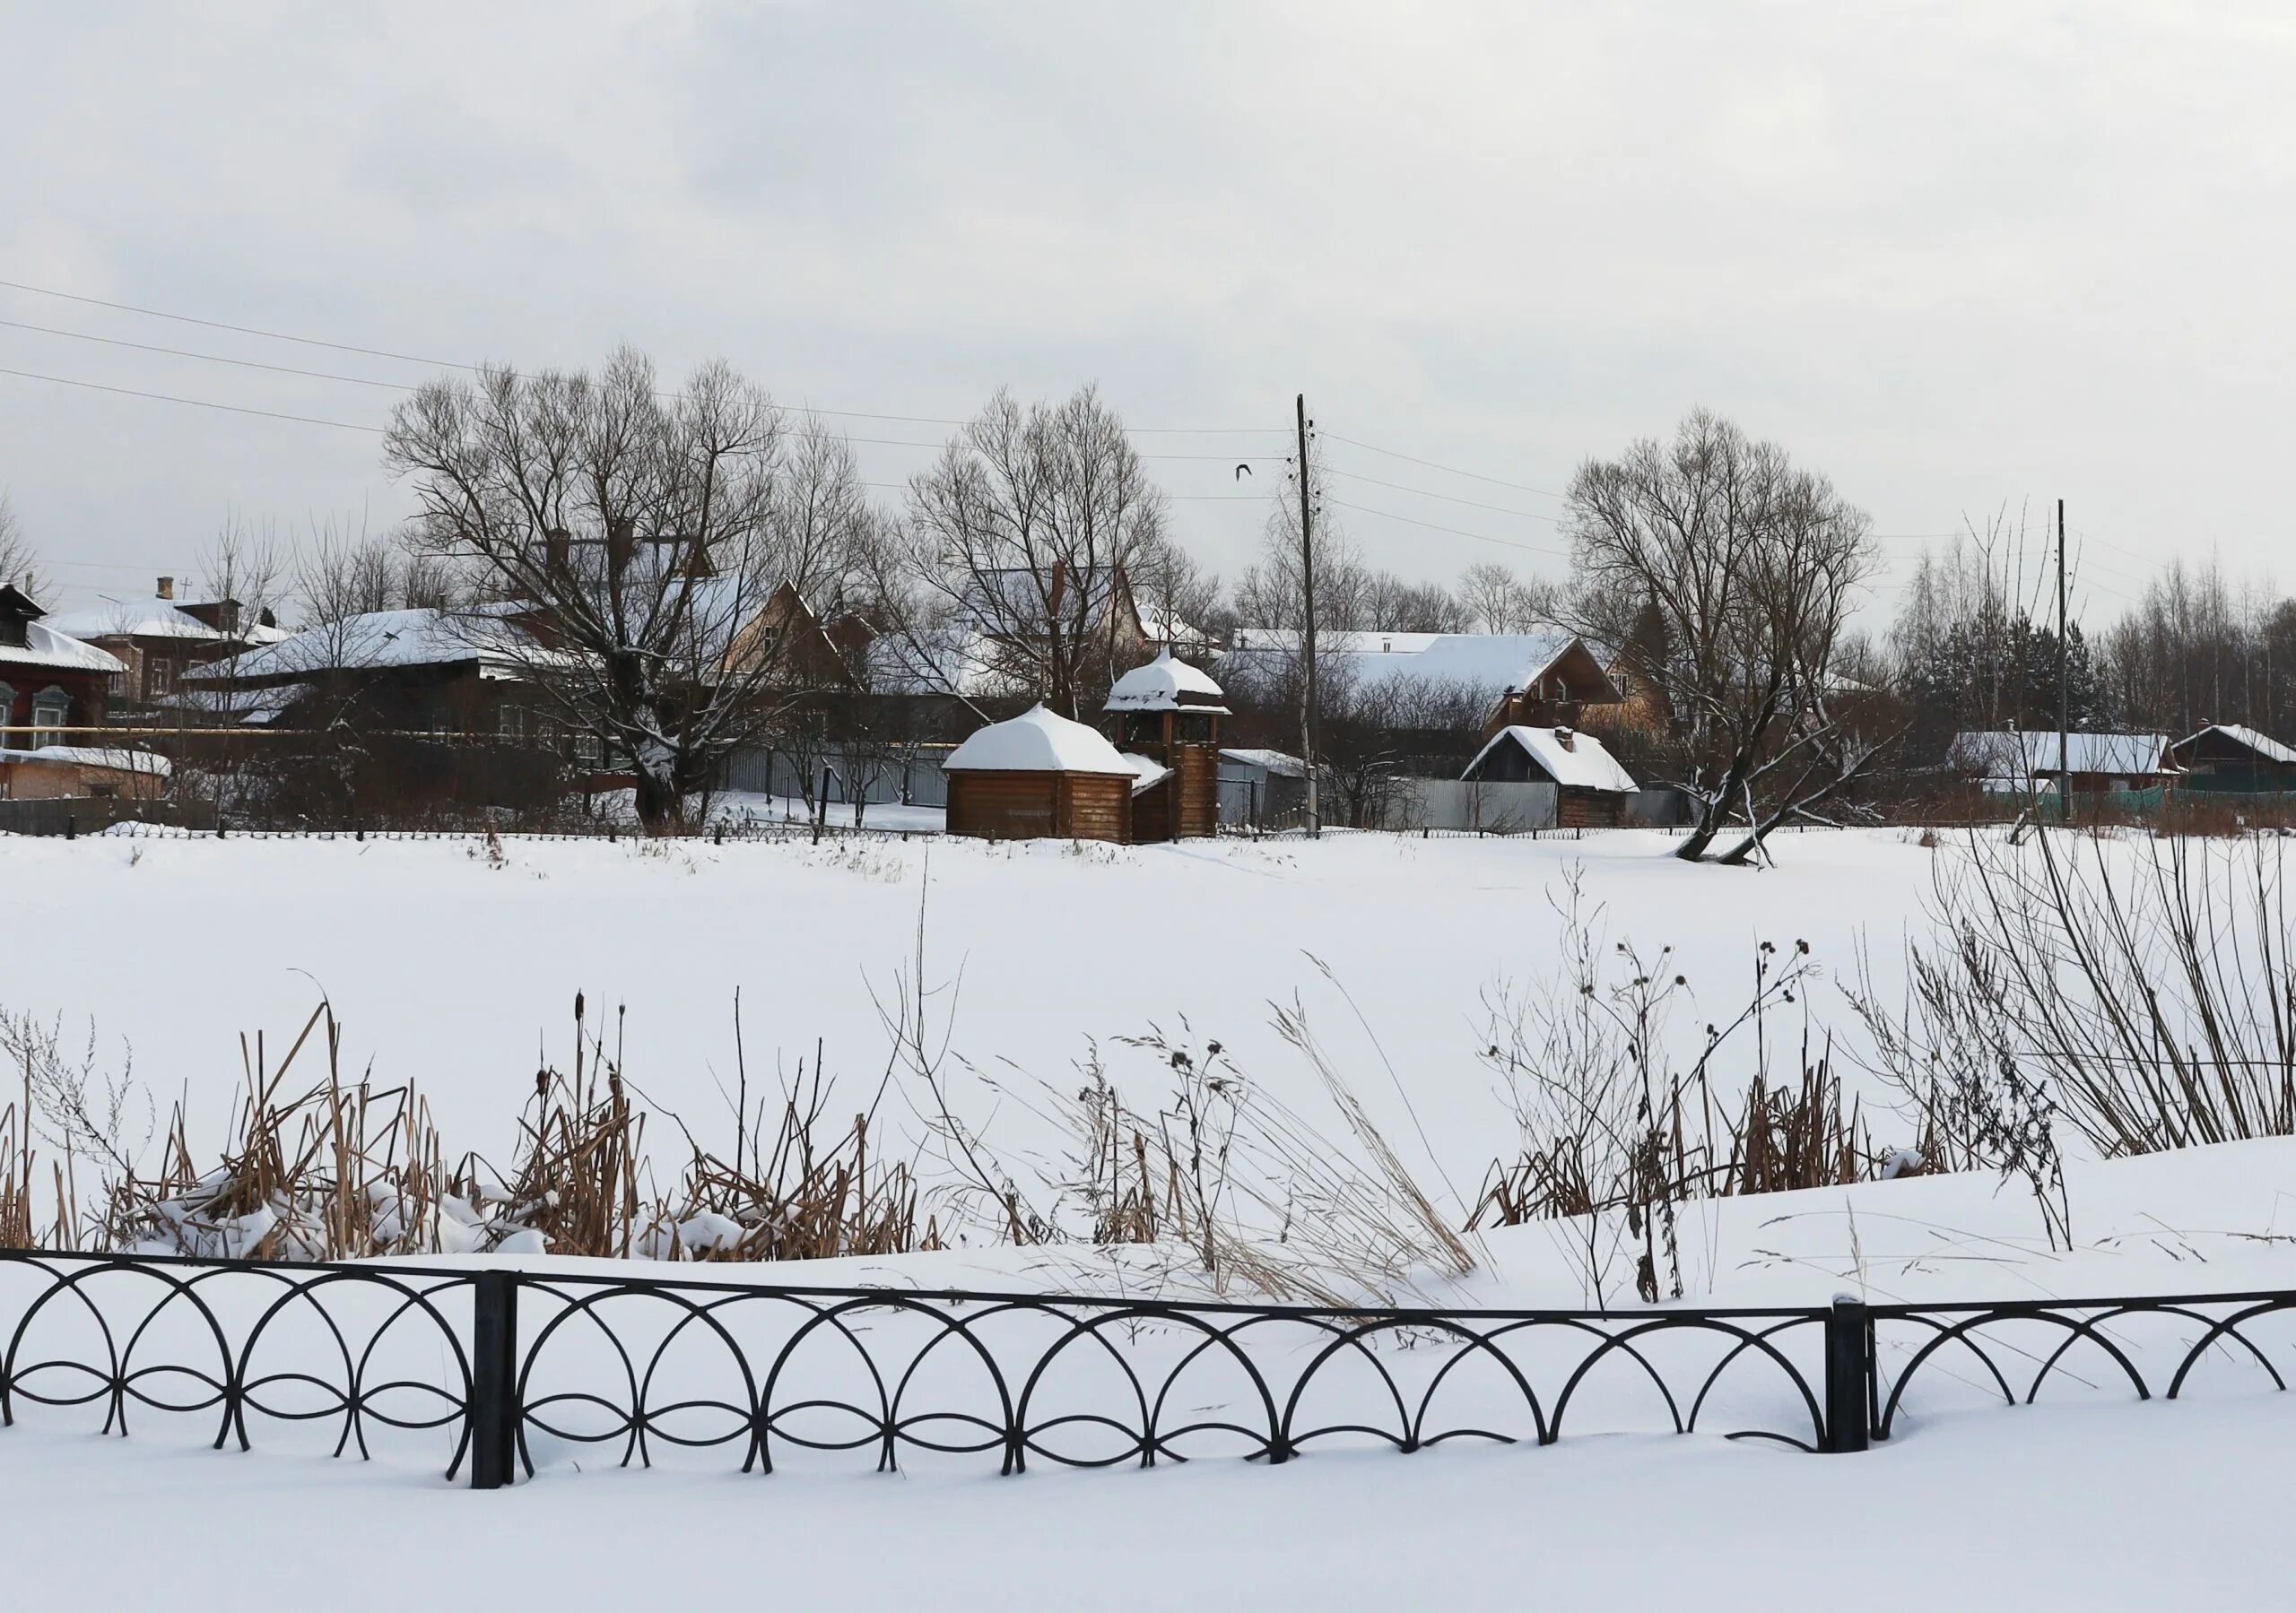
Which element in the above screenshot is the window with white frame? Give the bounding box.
[30,686,70,748]
[0,681,15,741]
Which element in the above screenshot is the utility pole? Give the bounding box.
[1296,392,1320,838]
[2057,497,2070,826]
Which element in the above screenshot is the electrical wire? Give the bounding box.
[1326,498,1567,559]
[0,363,384,433]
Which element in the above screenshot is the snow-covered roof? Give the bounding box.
[1464,725,1639,793]
[1118,752,1174,794]
[959,566,1137,638]
[1949,731,2176,777]
[2175,724,2296,767]
[157,683,309,725]
[0,622,126,677]
[1219,748,1309,778]
[42,600,227,644]
[1221,629,1613,703]
[943,704,1136,776]
[185,608,548,685]
[1103,649,1229,714]
[0,745,171,776]
[865,627,1024,700]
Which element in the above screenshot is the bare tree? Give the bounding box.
[874,386,1170,720]
[384,347,874,832]
[195,516,291,635]
[1458,560,1548,634]
[0,491,46,601]
[1563,411,1883,863]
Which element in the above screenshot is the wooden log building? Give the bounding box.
[942,704,1139,842]
[1461,723,1639,828]
[1103,649,1228,841]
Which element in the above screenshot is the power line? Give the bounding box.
[0,278,1283,438]
[0,317,417,390]
[0,363,385,433]
[0,277,478,370]
[1321,431,1568,500]
[1321,466,1563,524]
[1326,497,1567,559]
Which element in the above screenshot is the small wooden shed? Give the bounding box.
[1104,651,1228,841]
[2168,724,2296,793]
[943,704,1137,842]
[1462,724,1638,828]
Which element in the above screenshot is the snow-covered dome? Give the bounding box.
[943,704,1136,775]
[1103,649,1230,715]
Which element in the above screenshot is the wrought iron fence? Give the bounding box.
[4,1250,2292,1489]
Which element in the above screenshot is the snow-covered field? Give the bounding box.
[11,825,2296,1609]
[10,826,1936,1199]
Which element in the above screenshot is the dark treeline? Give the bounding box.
[1890,518,2296,762]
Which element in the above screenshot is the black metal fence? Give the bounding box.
[4,1251,2291,1488]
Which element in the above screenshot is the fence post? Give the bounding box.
[1822,1294,1871,1453]
[468,1270,520,1489]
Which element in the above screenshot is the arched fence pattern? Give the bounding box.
[4,1252,2293,1487]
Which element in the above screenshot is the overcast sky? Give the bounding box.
[4,2,2292,629]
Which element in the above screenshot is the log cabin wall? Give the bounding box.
[946,770,1131,842]
[1132,776,1173,842]
[1556,786,1627,828]
[1170,743,1218,837]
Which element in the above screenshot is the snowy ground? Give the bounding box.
[5,1400,2290,1611]
[10,827,2296,1608]
[9,825,1940,1204]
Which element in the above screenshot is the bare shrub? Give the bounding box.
[1922,828,2296,1155]
[1468,878,1869,1301]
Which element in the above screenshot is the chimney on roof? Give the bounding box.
[1554,725,1576,750]
[544,527,571,577]
[156,576,175,601]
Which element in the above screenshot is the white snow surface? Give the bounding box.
[41,599,228,643]
[3,1396,2289,1611]
[0,620,126,675]
[11,828,2296,1606]
[2179,722,2296,766]
[1103,648,1229,713]
[1950,730,2177,777]
[942,702,1135,775]
[0,745,171,775]
[1118,751,1173,793]
[1465,724,1639,792]
[187,607,550,682]
[1224,629,1592,699]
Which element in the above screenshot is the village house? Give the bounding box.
[2167,724,2296,793]
[1219,629,1623,748]
[0,586,123,747]
[1461,723,1640,827]
[176,606,559,735]
[45,577,286,712]
[1948,730,2181,797]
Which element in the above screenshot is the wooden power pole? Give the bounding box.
[1296,392,1319,837]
